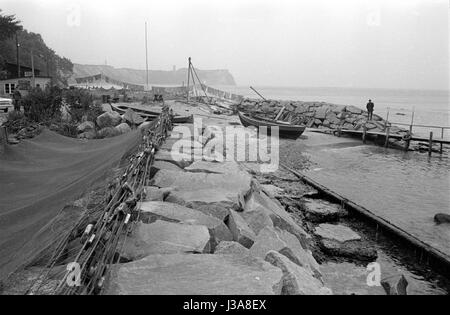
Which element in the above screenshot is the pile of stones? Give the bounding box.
[77,106,149,140]
[238,99,408,136]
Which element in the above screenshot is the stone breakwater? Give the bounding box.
[238,99,408,136]
[102,102,340,295]
[102,101,389,295]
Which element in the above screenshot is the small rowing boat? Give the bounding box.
[238,111,306,139]
[173,114,193,124]
[111,103,193,123]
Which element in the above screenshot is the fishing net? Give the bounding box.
[0,129,141,282]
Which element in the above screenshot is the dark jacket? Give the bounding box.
[13,90,22,101]
[366,101,374,111]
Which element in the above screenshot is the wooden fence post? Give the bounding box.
[429,131,433,157]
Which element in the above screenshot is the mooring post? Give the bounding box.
[429,131,433,157]
[409,108,415,134]
[404,136,410,152]
[384,127,390,148]
[362,125,367,144]
[385,107,390,129]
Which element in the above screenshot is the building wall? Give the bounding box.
[0,77,51,97]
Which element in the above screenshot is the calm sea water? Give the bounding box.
[219,85,450,257]
[303,141,450,257]
[216,86,450,137]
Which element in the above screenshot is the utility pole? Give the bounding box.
[145,22,149,91]
[15,32,20,78]
[31,48,35,88]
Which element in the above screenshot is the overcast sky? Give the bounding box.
[1,0,448,89]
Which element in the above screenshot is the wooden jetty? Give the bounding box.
[281,163,450,278]
[331,122,450,156]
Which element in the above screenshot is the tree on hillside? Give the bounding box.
[0,10,22,41]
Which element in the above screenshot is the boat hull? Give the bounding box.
[238,112,305,139]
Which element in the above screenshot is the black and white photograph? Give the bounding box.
[0,0,449,299]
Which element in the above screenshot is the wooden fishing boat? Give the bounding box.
[111,103,192,123]
[238,111,306,139]
[111,103,158,119]
[172,114,193,124]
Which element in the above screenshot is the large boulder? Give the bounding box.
[101,103,113,112]
[261,184,285,198]
[185,201,231,221]
[342,123,354,130]
[319,239,378,262]
[314,224,377,262]
[326,111,341,125]
[123,108,144,126]
[226,210,257,248]
[295,104,309,114]
[77,121,95,133]
[346,106,363,115]
[314,106,329,120]
[96,111,122,129]
[265,251,332,295]
[152,169,252,207]
[249,226,321,279]
[121,221,212,261]
[105,253,283,295]
[137,201,233,245]
[97,127,121,138]
[302,199,346,223]
[214,241,249,255]
[243,183,311,248]
[115,122,132,134]
[77,130,96,139]
[184,160,243,174]
[240,207,274,235]
[434,213,450,224]
[314,224,361,243]
[143,186,172,201]
[150,160,183,176]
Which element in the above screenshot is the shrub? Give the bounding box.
[22,86,63,122]
[63,88,103,123]
[7,109,25,122]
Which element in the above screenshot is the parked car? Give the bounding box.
[0,97,14,113]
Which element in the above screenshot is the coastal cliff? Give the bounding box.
[72,64,236,86]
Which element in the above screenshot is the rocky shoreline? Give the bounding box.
[2,100,447,295]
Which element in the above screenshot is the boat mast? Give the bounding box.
[186,57,191,101]
[145,22,149,91]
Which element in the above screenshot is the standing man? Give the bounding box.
[13,89,22,112]
[366,99,374,120]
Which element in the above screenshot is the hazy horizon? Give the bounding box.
[1,0,448,90]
